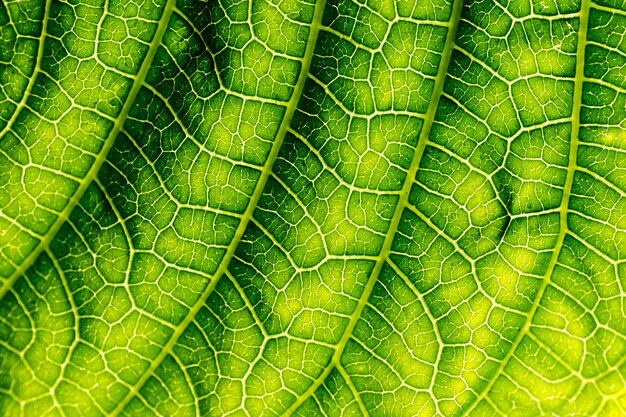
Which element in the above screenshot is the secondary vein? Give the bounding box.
[0,0,176,300]
[463,0,591,413]
[108,0,328,414]
[281,0,466,414]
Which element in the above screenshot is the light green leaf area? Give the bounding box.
[1,0,625,415]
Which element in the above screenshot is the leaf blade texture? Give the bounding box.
[1,0,625,416]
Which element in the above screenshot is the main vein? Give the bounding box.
[0,0,176,300]
[463,0,591,414]
[108,0,328,414]
[282,0,466,414]
[0,0,52,298]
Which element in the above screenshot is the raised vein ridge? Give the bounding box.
[109,0,329,413]
[282,0,466,414]
[463,0,591,413]
[0,0,177,300]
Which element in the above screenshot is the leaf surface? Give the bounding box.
[1,0,626,416]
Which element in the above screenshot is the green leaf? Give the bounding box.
[1,0,625,415]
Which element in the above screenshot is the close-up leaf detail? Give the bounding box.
[1,0,625,415]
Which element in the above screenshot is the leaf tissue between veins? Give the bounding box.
[0,0,625,416]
